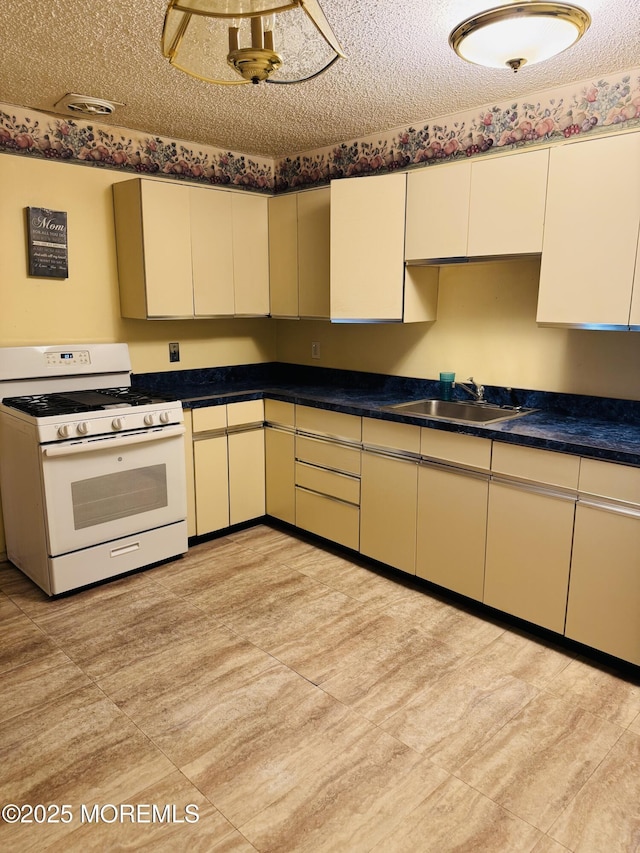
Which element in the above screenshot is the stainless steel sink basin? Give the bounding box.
[385,399,536,425]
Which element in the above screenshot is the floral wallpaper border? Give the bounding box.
[0,106,274,191]
[276,66,640,190]
[2,66,640,193]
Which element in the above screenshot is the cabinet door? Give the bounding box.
[467,149,549,256]
[537,133,640,327]
[113,179,193,319]
[228,428,266,524]
[191,187,235,316]
[360,451,417,574]
[269,193,299,318]
[193,435,229,535]
[484,482,575,632]
[565,503,640,665]
[232,193,270,316]
[330,173,406,321]
[298,187,330,318]
[416,464,488,600]
[405,162,471,261]
[265,427,295,524]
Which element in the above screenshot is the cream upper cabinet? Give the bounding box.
[405,161,471,261]
[405,148,549,261]
[298,187,331,318]
[269,193,299,318]
[114,178,194,319]
[467,148,548,256]
[114,178,270,319]
[231,192,270,316]
[537,132,640,328]
[268,187,331,319]
[331,173,437,322]
[190,187,235,317]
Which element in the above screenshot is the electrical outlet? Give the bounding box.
[169,342,180,363]
[311,341,321,359]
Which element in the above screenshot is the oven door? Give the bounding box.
[40,425,187,556]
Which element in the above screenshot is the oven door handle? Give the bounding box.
[41,425,186,457]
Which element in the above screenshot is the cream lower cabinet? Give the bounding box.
[190,400,265,536]
[416,429,491,600]
[484,443,579,633]
[565,459,640,665]
[264,399,296,525]
[192,405,229,535]
[294,406,361,550]
[360,419,420,575]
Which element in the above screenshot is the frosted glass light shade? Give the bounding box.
[162,0,344,85]
[449,3,591,72]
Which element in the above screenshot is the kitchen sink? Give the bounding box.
[384,399,536,425]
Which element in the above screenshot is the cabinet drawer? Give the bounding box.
[579,458,640,504]
[492,442,579,490]
[296,435,361,475]
[265,399,295,428]
[192,405,227,434]
[295,461,360,505]
[420,428,491,470]
[296,405,362,442]
[362,417,420,454]
[295,488,359,551]
[227,399,264,428]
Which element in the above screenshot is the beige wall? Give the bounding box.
[276,258,640,401]
[0,153,276,555]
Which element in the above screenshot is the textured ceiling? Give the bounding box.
[0,0,639,158]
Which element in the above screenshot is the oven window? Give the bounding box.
[71,464,168,530]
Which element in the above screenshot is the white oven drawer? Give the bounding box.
[40,427,187,557]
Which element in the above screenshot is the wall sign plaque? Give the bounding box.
[26,207,69,278]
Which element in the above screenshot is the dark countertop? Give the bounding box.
[133,363,640,468]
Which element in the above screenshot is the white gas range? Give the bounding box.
[0,344,187,595]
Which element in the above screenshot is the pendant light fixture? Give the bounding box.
[162,0,345,85]
[449,2,591,73]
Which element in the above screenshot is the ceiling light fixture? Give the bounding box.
[449,2,591,73]
[161,0,345,85]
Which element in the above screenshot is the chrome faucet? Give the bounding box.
[456,377,486,403]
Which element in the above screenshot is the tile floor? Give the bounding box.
[1,523,640,852]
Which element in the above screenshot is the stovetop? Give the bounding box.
[1,387,173,417]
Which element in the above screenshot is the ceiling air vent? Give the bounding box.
[52,94,124,118]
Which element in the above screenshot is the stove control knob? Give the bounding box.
[143,413,155,426]
[57,424,71,438]
[112,417,125,431]
[76,421,90,436]
[159,411,171,424]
